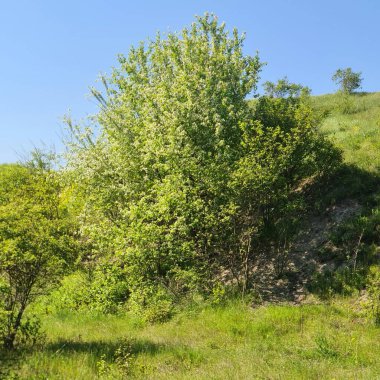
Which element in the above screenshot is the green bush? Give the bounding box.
[17,315,45,347]
[363,266,380,325]
[38,264,129,315]
[0,160,79,349]
[128,285,173,324]
[65,15,341,313]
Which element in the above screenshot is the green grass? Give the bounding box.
[311,92,380,173]
[2,299,380,379]
[308,92,380,208]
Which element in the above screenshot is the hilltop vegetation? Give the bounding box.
[306,92,380,302]
[312,92,380,173]
[0,14,379,380]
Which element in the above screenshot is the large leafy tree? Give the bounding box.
[67,15,339,305]
[68,14,261,296]
[0,160,78,349]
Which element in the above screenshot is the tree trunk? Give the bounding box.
[3,332,16,350]
[3,302,28,350]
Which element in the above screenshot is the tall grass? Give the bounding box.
[2,298,380,379]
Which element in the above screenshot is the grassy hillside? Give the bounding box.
[311,92,380,173]
[1,92,380,379]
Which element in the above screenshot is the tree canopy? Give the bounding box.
[332,67,362,94]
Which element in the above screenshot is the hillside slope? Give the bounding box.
[238,92,380,304]
[312,92,380,173]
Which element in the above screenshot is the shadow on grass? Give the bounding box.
[307,163,380,211]
[45,337,166,361]
[0,338,204,379]
[0,348,24,378]
[0,336,171,377]
[305,163,380,300]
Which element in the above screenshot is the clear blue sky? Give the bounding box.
[0,0,378,163]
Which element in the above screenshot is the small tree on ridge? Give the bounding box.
[332,67,362,94]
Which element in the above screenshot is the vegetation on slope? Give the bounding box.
[312,91,380,173]
[0,14,379,380]
[1,92,378,378]
[305,92,380,306]
[62,14,340,319]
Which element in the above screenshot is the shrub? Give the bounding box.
[128,285,174,324]
[65,14,341,311]
[0,159,79,349]
[39,265,130,315]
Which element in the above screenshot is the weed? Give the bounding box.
[314,335,339,359]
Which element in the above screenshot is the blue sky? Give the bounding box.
[0,0,378,163]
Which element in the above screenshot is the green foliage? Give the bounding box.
[332,67,362,94]
[0,160,79,349]
[323,209,379,263]
[314,335,339,359]
[83,263,130,314]
[113,338,137,375]
[67,13,263,304]
[17,314,45,347]
[66,15,340,308]
[38,273,89,313]
[308,267,367,299]
[209,282,228,306]
[234,88,341,288]
[128,284,174,323]
[96,338,136,378]
[39,265,129,315]
[263,77,311,98]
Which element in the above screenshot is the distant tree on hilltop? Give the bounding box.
[332,67,362,94]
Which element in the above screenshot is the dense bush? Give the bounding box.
[64,15,341,312]
[0,158,79,349]
[38,269,129,315]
